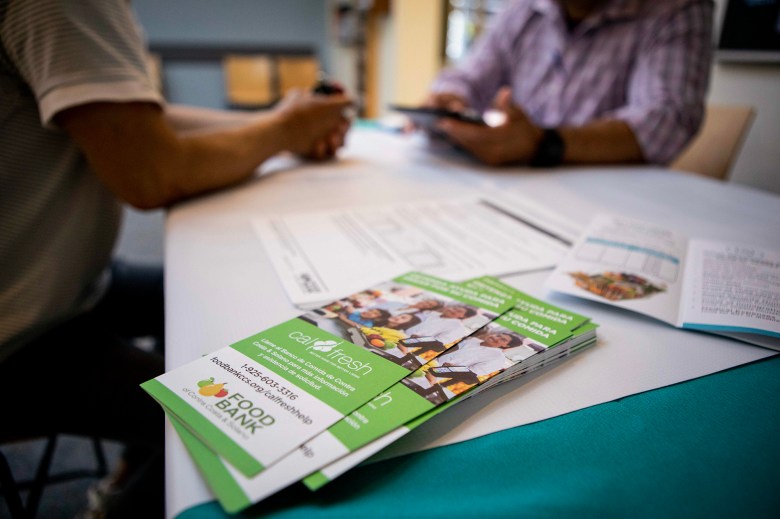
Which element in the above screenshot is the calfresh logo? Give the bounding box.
[287,331,342,348]
[311,340,338,352]
[288,330,373,376]
[197,377,228,397]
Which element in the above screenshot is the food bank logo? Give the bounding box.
[197,377,228,397]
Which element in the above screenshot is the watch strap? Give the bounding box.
[530,128,565,168]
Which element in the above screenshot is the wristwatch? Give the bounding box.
[530,128,565,168]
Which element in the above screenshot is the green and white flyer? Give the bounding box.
[142,272,511,477]
[302,296,597,491]
[305,333,598,491]
[168,279,597,512]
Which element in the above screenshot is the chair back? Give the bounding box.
[671,104,755,180]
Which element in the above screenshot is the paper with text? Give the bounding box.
[253,195,576,307]
[547,213,780,349]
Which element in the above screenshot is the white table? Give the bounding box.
[164,128,779,518]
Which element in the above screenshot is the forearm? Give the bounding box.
[161,114,289,204]
[57,94,350,210]
[165,104,259,134]
[58,102,288,209]
[558,119,645,165]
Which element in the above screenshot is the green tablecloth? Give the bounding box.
[178,355,780,519]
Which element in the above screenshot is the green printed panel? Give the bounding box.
[573,322,599,336]
[406,395,461,430]
[169,413,251,514]
[230,317,409,414]
[475,276,590,330]
[394,272,512,314]
[462,277,516,302]
[303,471,330,492]
[140,379,264,477]
[329,383,434,451]
[495,309,573,347]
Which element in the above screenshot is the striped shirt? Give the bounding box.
[432,0,714,164]
[0,0,163,359]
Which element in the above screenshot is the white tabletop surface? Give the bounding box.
[163,128,780,518]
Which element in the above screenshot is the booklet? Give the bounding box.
[545,213,780,350]
[169,279,597,512]
[141,272,511,478]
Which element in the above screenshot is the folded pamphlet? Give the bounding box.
[546,213,780,350]
[164,275,597,512]
[142,272,512,477]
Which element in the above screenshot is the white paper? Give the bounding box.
[680,240,780,337]
[253,196,575,308]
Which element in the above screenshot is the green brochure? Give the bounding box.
[305,335,597,491]
[302,302,597,490]
[142,272,512,478]
[168,279,596,512]
[169,336,597,513]
[468,275,591,330]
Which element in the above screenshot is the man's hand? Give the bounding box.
[435,87,544,166]
[273,89,353,160]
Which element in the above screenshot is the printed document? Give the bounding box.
[253,194,579,307]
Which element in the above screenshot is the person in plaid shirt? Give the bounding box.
[427,0,713,168]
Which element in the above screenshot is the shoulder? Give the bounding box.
[2,0,138,38]
[3,0,162,127]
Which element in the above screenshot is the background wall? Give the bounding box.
[132,0,330,109]
[709,0,780,194]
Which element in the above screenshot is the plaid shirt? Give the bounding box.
[432,0,714,164]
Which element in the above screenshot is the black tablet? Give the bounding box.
[389,104,486,129]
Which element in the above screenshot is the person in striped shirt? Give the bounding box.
[426,0,713,168]
[0,0,351,516]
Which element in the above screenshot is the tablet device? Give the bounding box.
[388,104,486,129]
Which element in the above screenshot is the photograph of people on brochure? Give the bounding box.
[299,280,496,370]
[401,322,546,406]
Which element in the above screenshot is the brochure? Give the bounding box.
[253,194,577,308]
[141,272,511,477]
[168,279,597,512]
[305,335,597,491]
[303,299,597,491]
[545,213,780,350]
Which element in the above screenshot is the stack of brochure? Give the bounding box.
[142,272,598,512]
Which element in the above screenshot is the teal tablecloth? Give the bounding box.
[178,355,780,519]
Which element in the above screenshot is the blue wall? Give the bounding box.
[132,0,330,108]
